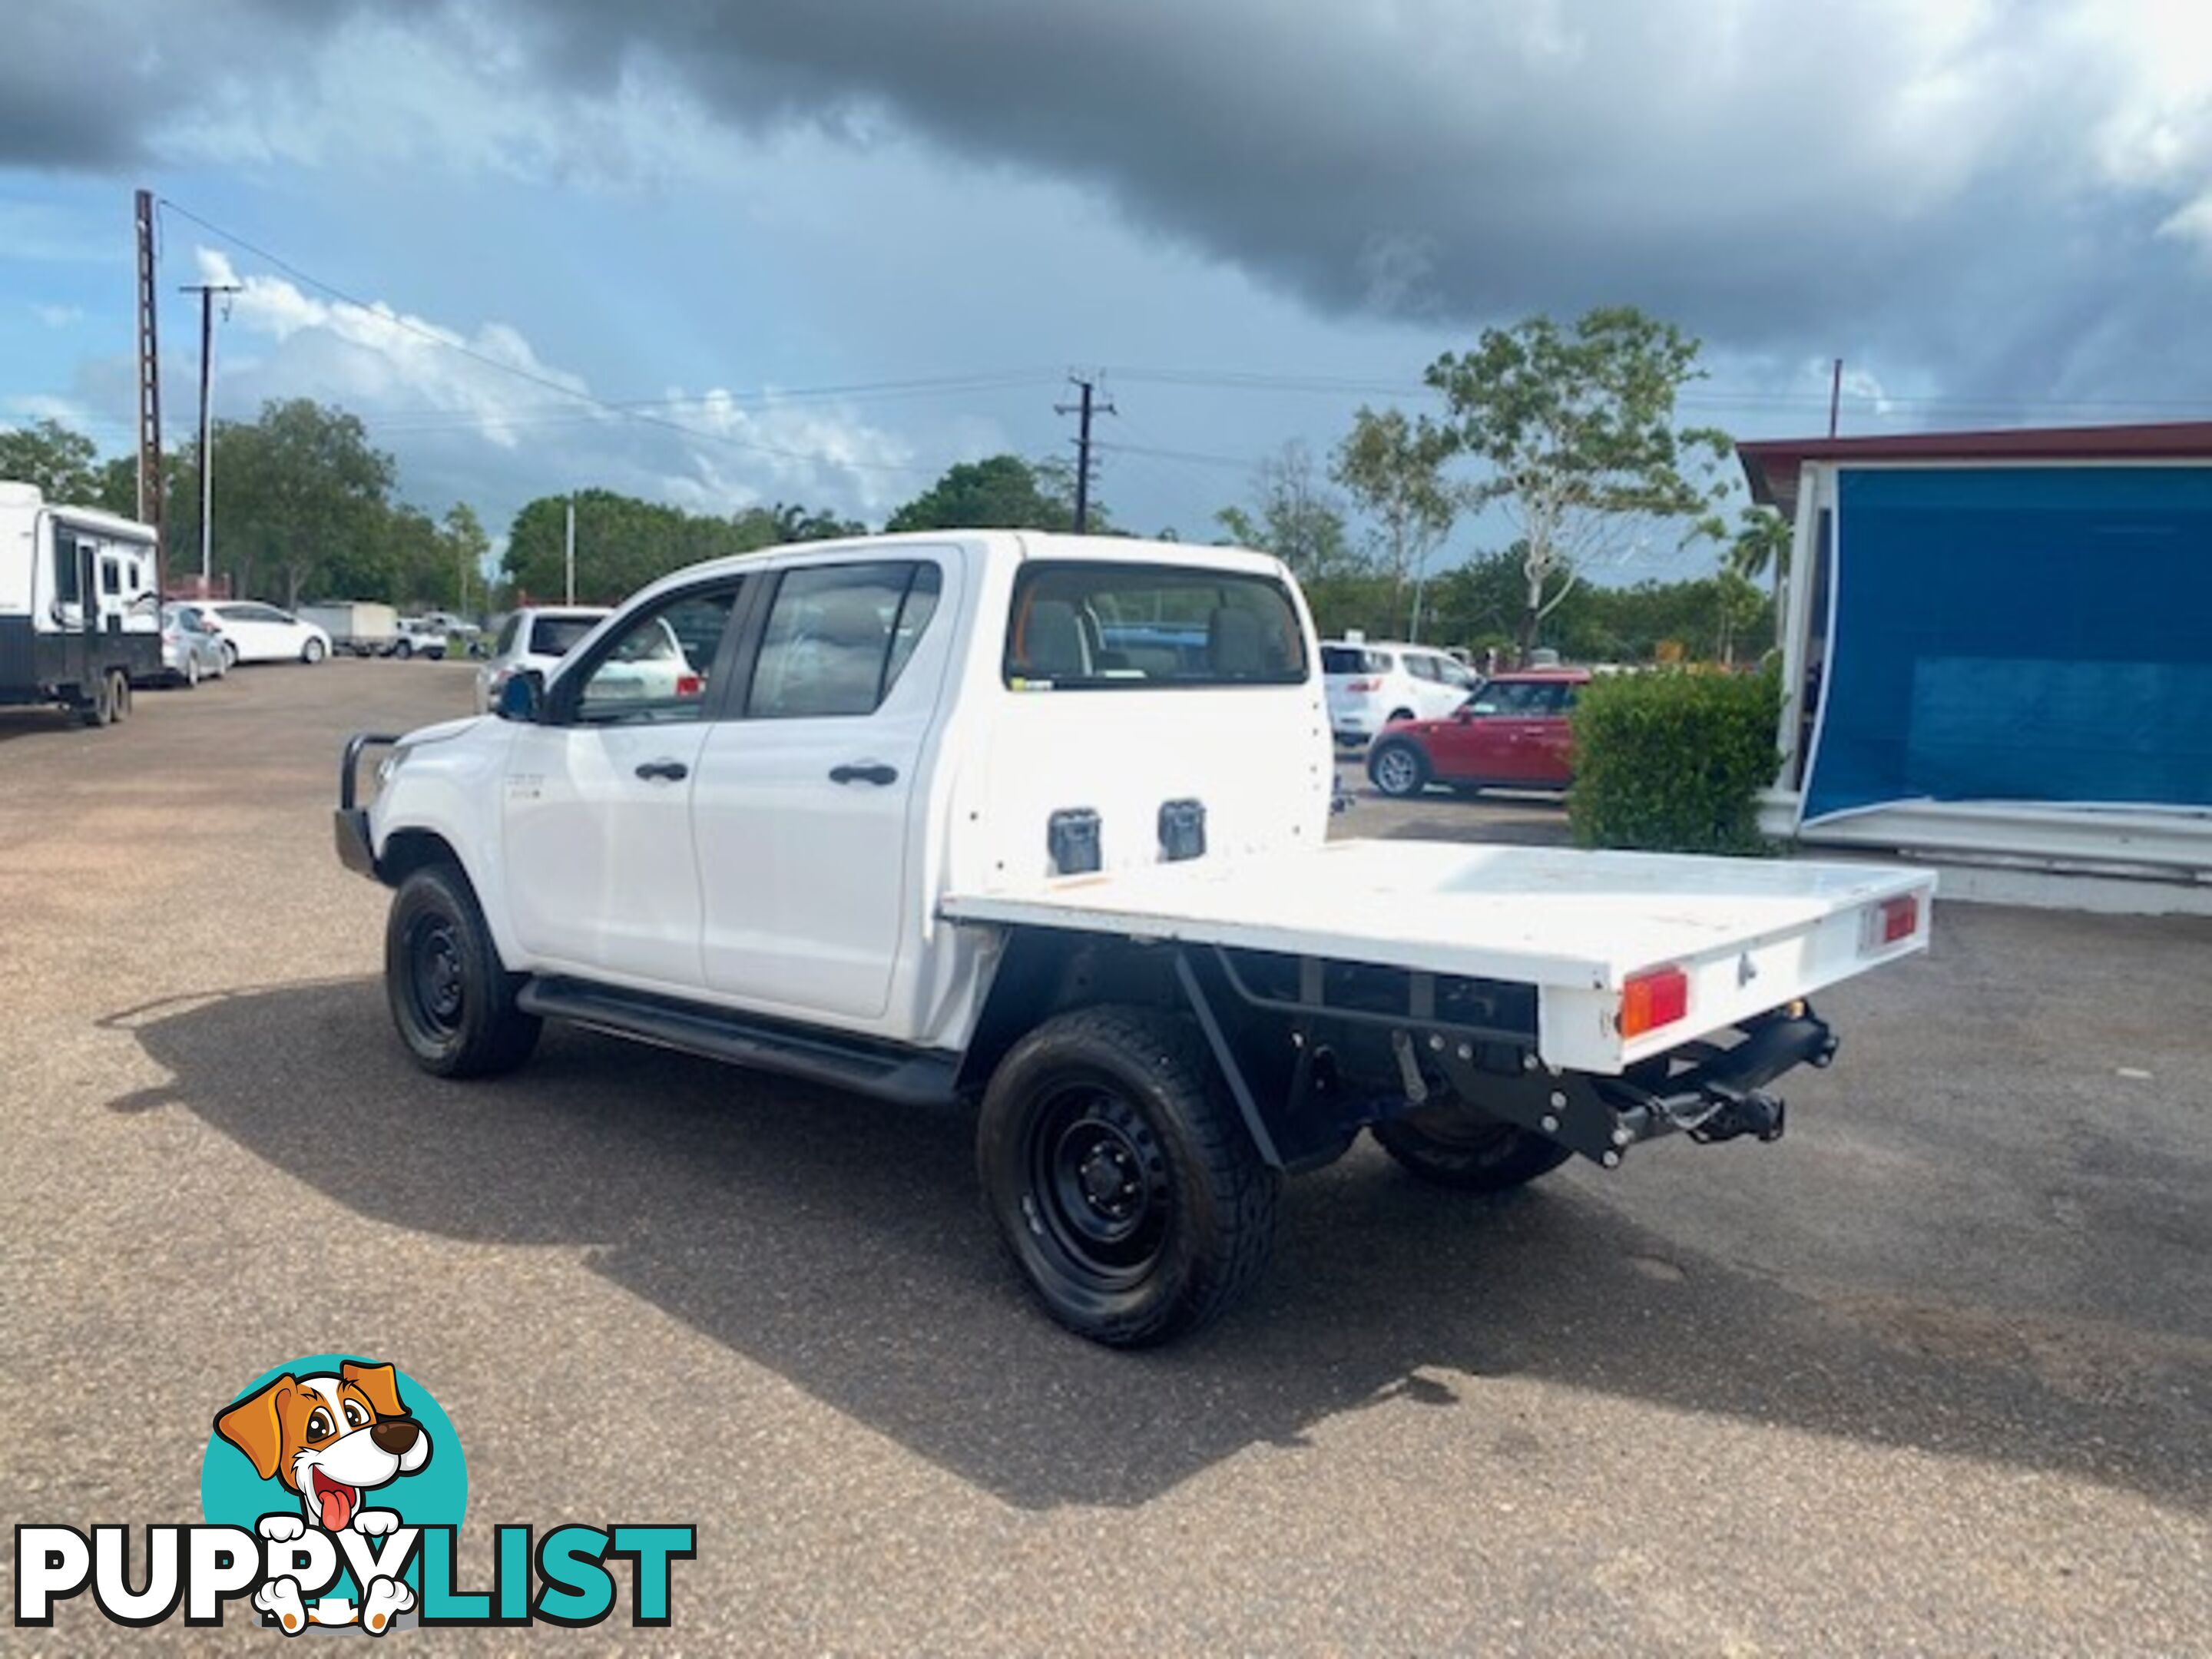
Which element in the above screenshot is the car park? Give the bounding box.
[199,601,333,665]
[474,605,612,712]
[1322,637,1478,744]
[1366,668,1591,798]
[156,602,229,689]
[339,531,1931,1349]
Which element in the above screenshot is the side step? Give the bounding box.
[516,976,960,1109]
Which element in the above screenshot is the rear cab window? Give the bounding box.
[1006,562,1307,689]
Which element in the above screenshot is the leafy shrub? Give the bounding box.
[1568,666,1783,855]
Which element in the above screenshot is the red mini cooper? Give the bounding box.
[1364,668,1591,797]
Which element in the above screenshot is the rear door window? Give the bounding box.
[747,561,942,720]
[1005,562,1307,688]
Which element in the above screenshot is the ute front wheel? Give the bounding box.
[978,1005,1279,1347]
[385,863,540,1078]
[1373,1102,1574,1191]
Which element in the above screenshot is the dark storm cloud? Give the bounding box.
[8,1,2207,405]
[472,0,2212,400]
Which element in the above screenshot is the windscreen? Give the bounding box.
[1005,561,1307,689]
[528,616,600,657]
[1320,645,1380,675]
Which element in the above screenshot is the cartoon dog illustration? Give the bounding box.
[214,1361,432,1636]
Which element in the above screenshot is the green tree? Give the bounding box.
[93,454,144,519]
[170,401,398,605]
[0,417,101,504]
[1333,409,1455,638]
[885,454,1084,533]
[1212,441,1359,581]
[1423,307,1730,662]
[730,501,866,548]
[1716,503,1793,581]
[442,502,491,616]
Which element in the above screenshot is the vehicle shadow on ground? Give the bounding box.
[108,979,2210,1515]
[0,707,84,743]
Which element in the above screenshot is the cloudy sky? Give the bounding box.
[5,0,2210,581]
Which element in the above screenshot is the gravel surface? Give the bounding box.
[3,661,2207,1654]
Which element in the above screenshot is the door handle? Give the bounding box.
[829,762,899,786]
[634,760,690,782]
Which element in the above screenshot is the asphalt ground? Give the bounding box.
[3,659,2208,1654]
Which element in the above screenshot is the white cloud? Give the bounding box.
[31,303,84,329]
[5,391,97,429]
[187,247,926,528]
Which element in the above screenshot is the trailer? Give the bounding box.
[0,482,163,727]
[301,601,402,657]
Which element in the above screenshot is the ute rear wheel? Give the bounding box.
[385,863,541,1078]
[1368,737,1430,798]
[1373,1103,1573,1192]
[978,1005,1279,1347]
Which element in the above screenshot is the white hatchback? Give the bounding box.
[475,605,612,712]
[200,601,333,665]
[1320,638,1477,743]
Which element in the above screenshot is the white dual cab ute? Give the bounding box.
[336,532,1934,1346]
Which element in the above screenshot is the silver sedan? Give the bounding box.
[159,604,230,689]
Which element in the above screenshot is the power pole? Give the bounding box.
[1827,356,1843,439]
[180,280,241,586]
[1055,374,1115,532]
[565,496,576,605]
[132,190,164,582]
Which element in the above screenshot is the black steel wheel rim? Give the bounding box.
[1025,1083,1171,1289]
[405,913,466,1037]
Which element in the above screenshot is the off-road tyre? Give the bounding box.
[385,861,540,1078]
[978,1004,1280,1347]
[1373,1104,1574,1191]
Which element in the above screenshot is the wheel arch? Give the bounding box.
[378,825,529,977]
[955,929,1348,1173]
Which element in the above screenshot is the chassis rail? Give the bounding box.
[1173,941,1837,1171]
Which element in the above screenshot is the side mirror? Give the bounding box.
[496,668,546,722]
[1452,704,1478,722]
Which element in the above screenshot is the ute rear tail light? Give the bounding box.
[1619,964,1690,1039]
[1345,677,1381,693]
[675,672,705,699]
[1862,892,1920,952]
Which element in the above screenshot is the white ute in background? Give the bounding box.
[337,532,1933,1346]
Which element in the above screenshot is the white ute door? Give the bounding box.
[502,581,746,988]
[693,554,954,1022]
